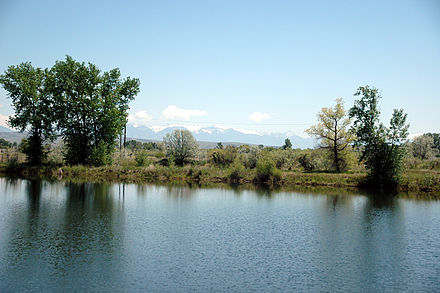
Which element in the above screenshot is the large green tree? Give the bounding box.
[306,98,353,172]
[48,56,140,165]
[0,63,55,165]
[349,86,409,189]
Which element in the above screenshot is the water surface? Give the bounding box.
[0,178,439,292]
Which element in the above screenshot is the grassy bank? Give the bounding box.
[1,163,439,197]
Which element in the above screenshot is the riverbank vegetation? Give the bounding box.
[1,57,439,195]
[1,134,439,195]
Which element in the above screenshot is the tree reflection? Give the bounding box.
[2,179,126,290]
[165,184,196,200]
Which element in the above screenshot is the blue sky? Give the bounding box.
[0,0,439,136]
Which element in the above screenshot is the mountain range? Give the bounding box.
[0,124,317,149]
[126,125,316,149]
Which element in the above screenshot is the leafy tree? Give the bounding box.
[423,133,440,153]
[126,140,143,150]
[0,138,13,149]
[349,86,409,189]
[411,135,434,160]
[0,63,55,165]
[282,138,292,150]
[48,56,140,165]
[163,129,199,166]
[306,98,353,172]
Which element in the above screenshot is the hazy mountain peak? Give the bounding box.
[126,124,316,149]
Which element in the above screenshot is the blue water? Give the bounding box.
[0,178,439,292]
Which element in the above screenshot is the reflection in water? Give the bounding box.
[0,178,439,292]
[0,180,125,291]
[165,185,196,199]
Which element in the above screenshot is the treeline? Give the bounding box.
[0,56,140,166]
[0,57,425,190]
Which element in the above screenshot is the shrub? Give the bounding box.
[210,146,237,166]
[5,152,23,173]
[90,141,112,166]
[135,150,150,166]
[255,158,281,183]
[239,145,260,169]
[298,154,316,172]
[227,160,245,183]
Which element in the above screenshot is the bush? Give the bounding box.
[209,146,237,166]
[135,150,150,166]
[90,141,112,166]
[5,152,23,173]
[239,145,260,169]
[227,160,245,183]
[255,158,281,183]
[298,154,316,172]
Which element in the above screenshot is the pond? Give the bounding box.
[0,178,439,292]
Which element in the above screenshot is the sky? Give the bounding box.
[0,0,439,136]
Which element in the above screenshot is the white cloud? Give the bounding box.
[162,105,207,121]
[248,112,271,123]
[128,110,153,125]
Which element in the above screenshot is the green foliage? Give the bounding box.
[238,145,260,169]
[163,129,199,166]
[349,86,409,189]
[0,138,13,149]
[48,56,140,165]
[18,135,47,166]
[424,133,440,153]
[90,141,112,166]
[5,152,22,173]
[0,62,56,165]
[255,157,281,183]
[135,150,150,167]
[282,138,292,150]
[209,146,237,166]
[298,153,316,172]
[411,136,435,160]
[227,160,245,183]
[1,57,139,166]
[306,98,353,172]
[126,140,160,151]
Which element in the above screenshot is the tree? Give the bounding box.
[48,56,140,165]
[306,98,353,172]
[411,135,434,160]
[0,63,55,165]
[423,133,440,153]
[0,138,13,149]
[282,138,292,150]
[349,86,409,189]
[163,129,199,166]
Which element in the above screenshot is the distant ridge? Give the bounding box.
[127,124,317,149]
[0,125,318,149]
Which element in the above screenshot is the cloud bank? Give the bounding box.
[248,112,271,122]
[163,105,207,121]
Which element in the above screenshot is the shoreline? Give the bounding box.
[1,164,439,198]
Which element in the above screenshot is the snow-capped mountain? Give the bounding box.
[126,125,317,149]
